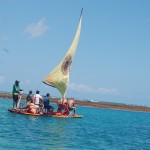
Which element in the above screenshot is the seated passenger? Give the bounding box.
[67,98,76,116]
[26,102,39,114]
[43,93,54,113]
[57,98,70,115]
[26,90,33,105]
[33,90,44,114]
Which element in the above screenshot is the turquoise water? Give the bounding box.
[0,98,150,150]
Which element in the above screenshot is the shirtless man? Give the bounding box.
[67,98,76,116]
[26,102,39,114]
[57,98,68,114]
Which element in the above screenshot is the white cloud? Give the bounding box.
[68,83,119,95]
[25,18,48,38]
[69,83,95,93]
[97,87,118,95]
[0,75,5,84]
[24,80,31,85]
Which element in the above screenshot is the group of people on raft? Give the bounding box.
[12,80,76,116]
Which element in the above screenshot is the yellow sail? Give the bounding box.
[43,10,82,98]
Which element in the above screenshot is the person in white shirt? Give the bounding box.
[33,90,44,114]
[33,90,43,105]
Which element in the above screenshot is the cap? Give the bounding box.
[15,80,20,83]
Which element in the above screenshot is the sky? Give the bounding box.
[0,0,150,106]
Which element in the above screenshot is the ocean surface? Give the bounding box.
[0,98,150,150]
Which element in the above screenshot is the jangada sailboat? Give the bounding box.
[8,9,83,118]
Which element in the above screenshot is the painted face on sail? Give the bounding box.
[61,55,72,75]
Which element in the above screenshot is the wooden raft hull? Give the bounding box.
[8,108,69,118]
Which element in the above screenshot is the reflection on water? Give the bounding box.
[41,118,74,150]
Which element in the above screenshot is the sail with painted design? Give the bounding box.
[43,9,82,99]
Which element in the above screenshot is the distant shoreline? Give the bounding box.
[1,93,150,112]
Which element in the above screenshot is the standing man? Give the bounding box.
[12,80,22,109]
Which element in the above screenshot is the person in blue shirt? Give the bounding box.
[44,93,54,113]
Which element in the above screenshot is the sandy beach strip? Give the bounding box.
[1,93,150,112]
